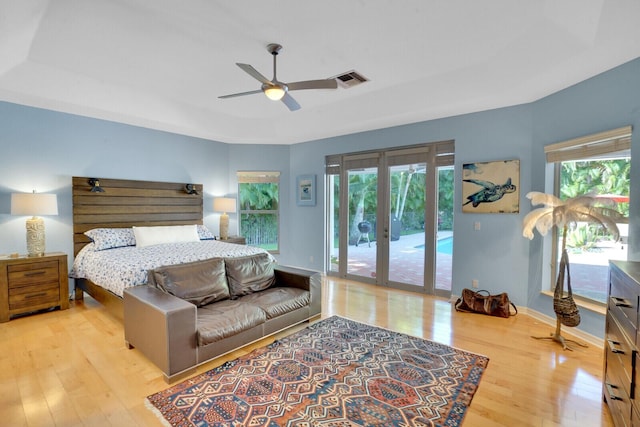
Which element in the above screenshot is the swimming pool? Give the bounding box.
[415,236,453,254]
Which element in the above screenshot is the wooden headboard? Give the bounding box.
[72,177,203,256]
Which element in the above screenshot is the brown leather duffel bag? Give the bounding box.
[455,288,517,318]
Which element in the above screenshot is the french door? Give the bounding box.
[326,143,454,297]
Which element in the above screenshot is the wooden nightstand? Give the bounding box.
[221,236,246,245]
[0,252,69,322]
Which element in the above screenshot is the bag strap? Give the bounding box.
[564,250,573,297]
[555,249,571,300]
[509,302,518,316]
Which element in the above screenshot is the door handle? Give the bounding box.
[24,271,46,277]
[25,292,47,299]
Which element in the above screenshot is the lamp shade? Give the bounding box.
[11,193,58,216]
[213,197,236,214]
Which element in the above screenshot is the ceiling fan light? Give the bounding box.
[264,85,286,101]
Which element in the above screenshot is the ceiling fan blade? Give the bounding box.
[287,79,338,91]
[223,45,334,111]
[218,89,263,99]
[281,93,301,111]
[236,63,271,85]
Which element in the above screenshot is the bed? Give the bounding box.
[70,176,265,320]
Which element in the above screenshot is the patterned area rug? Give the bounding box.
[146,316,489,427]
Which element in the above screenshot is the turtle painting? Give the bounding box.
[462,159,520,213]
[463,177,517,208]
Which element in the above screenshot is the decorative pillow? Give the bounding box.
[197,224,216,240]
[225,253,276,298]
[133,224,200,248]
[84,228,136,251]
[149,258,230,306]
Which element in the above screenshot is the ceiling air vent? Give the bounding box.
[333,70,369,88]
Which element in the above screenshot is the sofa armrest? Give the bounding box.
[123,285,197,381]
[274,265,321,316]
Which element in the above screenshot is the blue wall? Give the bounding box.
[0,103,230,259]
[527,56,640,333]
[288,104,534,305]
[287,57,640,339]
[1,57,639,339]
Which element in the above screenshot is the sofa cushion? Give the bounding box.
[239,287,310,319]
[149,258,230,307]
[196,299,266,346]
[225,253,276,298]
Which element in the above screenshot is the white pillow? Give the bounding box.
[133,225,200,248]
[84,228,136,251]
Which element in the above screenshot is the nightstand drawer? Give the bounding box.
[9,282,60,310]
[0,252,68,322]
[8,260,59,287]
[222,236,246,245]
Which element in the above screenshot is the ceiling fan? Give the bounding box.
[218,43,338,111]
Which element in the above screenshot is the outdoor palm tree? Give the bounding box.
[522,191,622,350]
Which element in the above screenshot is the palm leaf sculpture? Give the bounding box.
[523,191,622,350]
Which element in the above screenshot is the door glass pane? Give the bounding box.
[436,166,454,291]
[557,157,629,303]
[347,167,378,279]
[387,163,426,286]
[328,174,339,273]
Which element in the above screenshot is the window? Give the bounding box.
[545,126,631,303]
[237,171,280,253]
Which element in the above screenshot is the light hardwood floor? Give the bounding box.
[0,276,613,426]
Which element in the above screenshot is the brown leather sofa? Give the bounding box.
[123,253,321,382]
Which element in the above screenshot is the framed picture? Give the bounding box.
[296,174,316,206]
[462,159,520,213]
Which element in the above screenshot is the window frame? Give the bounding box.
[544,126,631,303]
[237,171,281,254]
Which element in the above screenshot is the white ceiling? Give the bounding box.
[1,0,639,145]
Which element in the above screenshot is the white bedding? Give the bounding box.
[70,240,273,297]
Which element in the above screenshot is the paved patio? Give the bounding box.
[569,244,627,302]
[336,232,622,302]
[335,232,452,290]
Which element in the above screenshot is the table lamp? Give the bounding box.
[11,191,59,257]
[213,197,236,240]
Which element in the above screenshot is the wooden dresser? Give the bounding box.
[0,252,69,322]
[605,260,640,426]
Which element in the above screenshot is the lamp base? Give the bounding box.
[219,213,230,240]
[26,216,46,257]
